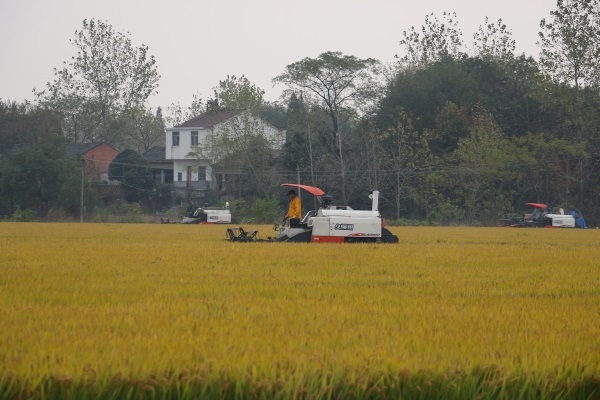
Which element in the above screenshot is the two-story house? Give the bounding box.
[165,108,283,193]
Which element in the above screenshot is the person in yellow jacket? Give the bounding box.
[284,189,302,223]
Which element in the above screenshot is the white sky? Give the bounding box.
[0,0,556,110]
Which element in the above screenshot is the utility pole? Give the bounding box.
[80,158,85,223]
[337,131,346,204]
[296,164,301,203]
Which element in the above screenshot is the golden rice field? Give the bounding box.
[0,222,598,399]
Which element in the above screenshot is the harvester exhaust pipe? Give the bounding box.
[370,190,379,212]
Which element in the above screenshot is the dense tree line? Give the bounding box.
[1,1,599,225]
[264,0,600,225]
[0,102,93,218]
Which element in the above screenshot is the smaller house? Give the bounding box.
[67,143,122,205]
[67,143,119,184]
[143,146,173,184]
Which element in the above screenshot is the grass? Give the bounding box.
[0,223,598,399]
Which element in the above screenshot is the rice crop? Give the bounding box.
[0,223,598,399]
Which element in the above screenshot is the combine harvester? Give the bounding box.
[226,184,399,243]
[499,203,587,228]
[181,203,232,224]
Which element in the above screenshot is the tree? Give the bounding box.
[0,154,14,216]
[165,92,205,128]
[515,132,588,208]
[0,99,60,151]
[378,57,478,140]
[538,0,600,90]
[56,166,97,218]
[108,149,154,203]
[492,55,549,136]
[472,17,516,61]
[397,12,464,67]
[449,110,520,224]
[428,101,471,156]
[120,106,165,153]
[2,135,80,215]
[36,19,160,144]
[214,75,264,111]
[281,93,329,185]
[376,109,434,219]
[202,113,280,198]
[273,51,380,203]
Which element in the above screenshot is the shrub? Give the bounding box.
[9,209,38,222]
[229,198,249,223]
[118,203,145,223]
[250,197,281,224]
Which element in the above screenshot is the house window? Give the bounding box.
[197,166,206,180]
[164,170,173,183]
[177,172,183,181]
[172,132,180,146]
[217,174,225,191]
[191,131,198,146]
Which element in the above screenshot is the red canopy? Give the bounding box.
[281,183,325,196]
[526,203,548,209]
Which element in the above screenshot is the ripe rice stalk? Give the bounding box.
[0,223,598,399]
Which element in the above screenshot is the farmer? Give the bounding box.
[284,189,302,225]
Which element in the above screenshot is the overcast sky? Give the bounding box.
[1,0,556,110]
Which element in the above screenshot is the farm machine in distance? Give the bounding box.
[180,202,232,224]
[226,184,399,243]
[499,203,587,228]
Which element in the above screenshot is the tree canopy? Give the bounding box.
[214,75,264,112]
[35,19,160,145]
[538,0,600,90]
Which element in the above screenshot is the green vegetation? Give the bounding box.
[1,1,599,226]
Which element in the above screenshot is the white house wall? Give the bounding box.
[172,159,212,181]
[165,127,212,188]
[165,128,210,159]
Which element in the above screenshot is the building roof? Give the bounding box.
[143,146,170,164]
[6,142,114,159]
[175,109,240,129]
[66,143,115,159]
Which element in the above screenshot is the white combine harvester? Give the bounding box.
[226,184,399,243]
[181,203,232,224]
